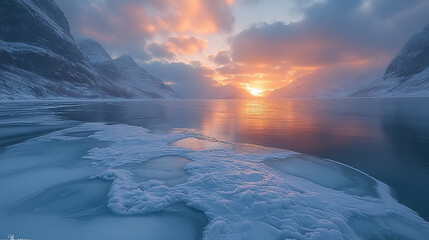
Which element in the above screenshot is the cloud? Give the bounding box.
[229,0,429,67]
[230,22,374,67]
[55,0,234,44]
[209,50,231,65]
[167,37,207,55]
[217,0,429,96]
[54,0,429,98]
[143,61,251,98]
[147,37,207,59]
[146,42,176,59]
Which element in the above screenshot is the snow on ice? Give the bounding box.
[0,121,428,239]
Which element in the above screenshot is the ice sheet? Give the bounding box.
[1,207,207,240]
[0,124,207,240]
[264,154,379,197]
[128,156,190,186]
[0,135,103,204]
[75,123,428,239]
[1,121,428,240]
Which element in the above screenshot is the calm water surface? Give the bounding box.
[2,98,429,220]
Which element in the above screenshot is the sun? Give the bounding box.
[249,88,264,96]
[245,84,265,97]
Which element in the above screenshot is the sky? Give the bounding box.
[55,0,429,98]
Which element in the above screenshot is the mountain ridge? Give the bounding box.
[78,39,179,99]
[347,24,429,97]
[0,0,179,99]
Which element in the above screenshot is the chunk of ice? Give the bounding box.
[128,156,190,186]
[264,154,378,197]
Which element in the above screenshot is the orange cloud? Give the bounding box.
[167,36,208,55]
[57,0,429,98]
[60,0,234,45]
[214,60,316,93]
[211,19,394,96]
[120,1,229,34]
[147,36,207,58]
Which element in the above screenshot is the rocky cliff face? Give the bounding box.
[0,0,179,99]
[0,0,104,98]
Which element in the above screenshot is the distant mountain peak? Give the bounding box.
[114,55,139,68]
[384,24,429,78]
[342,24,429,97]
[78,39,112,64]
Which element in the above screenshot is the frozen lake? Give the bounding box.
[0,98,428,239]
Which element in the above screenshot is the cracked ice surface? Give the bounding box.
[0,122,206,240]
[69,122,429,240]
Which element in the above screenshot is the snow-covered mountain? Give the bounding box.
[0,0,179,99]
[268,24,429,98]
[78,39,179,99]
[348,24,429,97]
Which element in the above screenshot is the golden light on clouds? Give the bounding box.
[54,0,429,99]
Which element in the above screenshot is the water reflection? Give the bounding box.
[172,137,234,151]
[55,98,429,220]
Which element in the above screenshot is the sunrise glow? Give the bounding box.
[249,88,263,96]
[49,0,429,99]
[2,0,429,238]
[246,85,264,97]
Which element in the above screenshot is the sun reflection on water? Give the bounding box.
[197,99,379,153]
